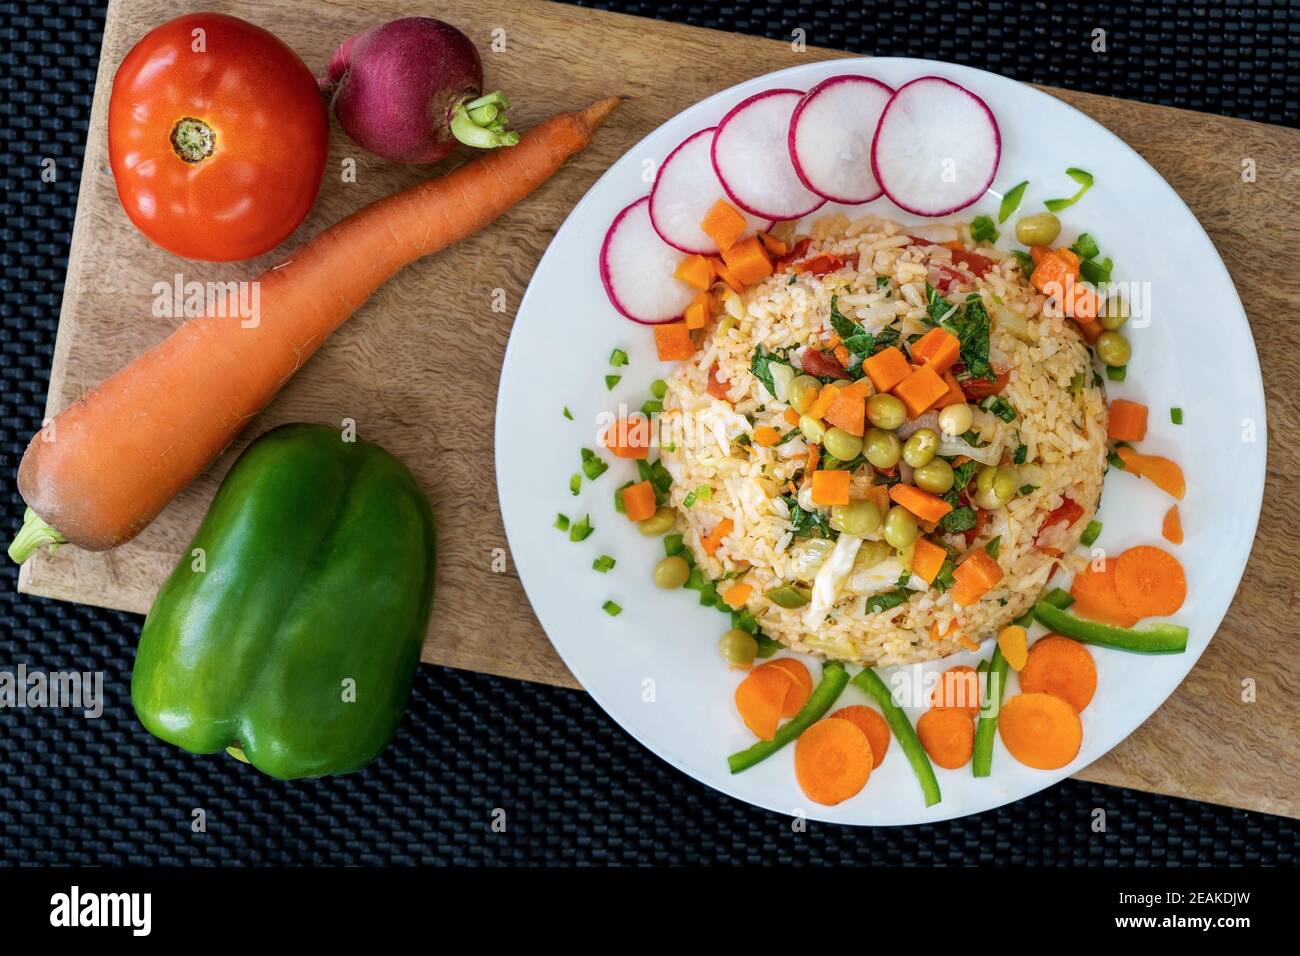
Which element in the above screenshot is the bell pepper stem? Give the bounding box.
[226,745,251,764]
[449,91,520,149]
[8,507,66,564]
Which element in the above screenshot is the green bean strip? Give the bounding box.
[727,661,849,774]
[1034,601,1188,654]
[850,668,941,807]
[972,647,1010,778]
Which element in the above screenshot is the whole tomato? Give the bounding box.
[108,13,328,262]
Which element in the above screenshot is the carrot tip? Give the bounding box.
[579,96,622,131]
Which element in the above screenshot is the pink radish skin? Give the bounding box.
[711,89,826,221]
[788,75,894,205]
[870,76,1001,217]
[320,17,517,164]
[601,197,696,325]
[649,128,772,255]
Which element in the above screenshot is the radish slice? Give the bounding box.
[649,128,772,255]
[788,75,894,204]
[600,196,696,325]
[871,76,1001,217]
[711,89,826,221]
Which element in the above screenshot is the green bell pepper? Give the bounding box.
[131,423,436,779]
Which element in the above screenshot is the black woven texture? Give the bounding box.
[1,0,1297,866]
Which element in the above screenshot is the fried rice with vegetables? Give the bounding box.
[659,213,1108,666]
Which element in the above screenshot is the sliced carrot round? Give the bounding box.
[830,705,891,768]
[1018,635,1097,712]
[929,664,981,715]
[1113,545,1186,618]
[998,692,1082,770]
[794,717,873,805]
[734,666,792,741]
[1069,558,1140,627]
[916,708,975,769]
[757,658,813,717]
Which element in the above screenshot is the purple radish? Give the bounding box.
[601,197,697,325]
[788,75,894,204]
[319,17,518,164]
[711,89,826,221]
[871,76,1001,216]
[650,128,772,255]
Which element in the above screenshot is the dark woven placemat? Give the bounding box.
[1,0,1296,866]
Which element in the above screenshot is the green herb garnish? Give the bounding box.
[1012,250,1035,275]
[981,395,1017,423]
[985,535,1001,559]
[829,295,874,358]
[1014,443,1028,465]
[750,344,793,397]
[937,507,978,533]
[867,589,912,613]
[970,215,998,243]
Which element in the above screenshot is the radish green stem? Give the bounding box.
[8,507,66,563]
[450,91,519,149]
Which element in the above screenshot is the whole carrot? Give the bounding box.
[9,97,621,561]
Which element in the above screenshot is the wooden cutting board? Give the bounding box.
[21,0,1300,818]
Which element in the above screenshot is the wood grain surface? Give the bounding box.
[18,0,1300,817]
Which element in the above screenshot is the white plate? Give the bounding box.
[495,58,1265,825]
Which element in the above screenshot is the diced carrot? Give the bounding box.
[722,582,753,609]
[822,384,868,437]
[601,416,652,459]
[811,469,851,506]
[863,482,890,517]
[893,363,951,418]
[1029,245,1050,266]
[1162,504,1183,545]
[720,236,773,285]
[805,443,820,477]
[998,693,1082,770]
[621,480,657,521]
[833,344,852,368]
[1067,282,1098,321]
[1029,250,1073,296]
[889,484,953,523]
[806,383,840,420]
[700,199,748,253]
[938,370,965,409]
[757,231,788,258]
[864,346,911,393]
[734,666,792,740]
[1113,544,1186,617]
[1108,399,1149,442]
[911,538,948,585]
[1076,318,1103,343]
[1069,558,1140,627]
[909,327,961,374]
[653,321,695,361]
[783,407,801,426]
[673,254,714,292]
[795,717,873,805]
[683,290,711,330]
[948,549,1004,606]
[1116,446,1186,499]
[758,658,813,717]
[1055,247,1081,273]
[707,256,746,294]
[702,517,734,556]
[752,425,781,447]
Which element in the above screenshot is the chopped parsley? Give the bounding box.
[985,535,1002,559]
[970,215,998,243]
[937,507,978,533]
[932,557,957,594]
[1012,250,1035,275]
[750,344,793,397]
[782,494,836,539]
[867,589,912,613]
[981,395,1017,423]
[946,294,994,381]
[1018,484,1037,496]
[876,275,891,292]
[1014,443,1028,465]
[925,282,959,327]
[829,295,874,359]
[592,555,616,573]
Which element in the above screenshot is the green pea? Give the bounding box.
[863,428,901,469]
[1014,212,1061,247]
[638,507,676,536]
[799,414,827,444]
[866,393,907,430]
[938,403,973,437]
[823,427,864,461]
[830,379,854,389]
[1099,296,1129,331]
[830,499,882,536]
[652,555,690,589]
[975,466,1016,509]
[902,428,939,467]
[913,459,955,494]
[883,506,919,549]
[1096,330,1132,367]
[993,467,1018,502]
[787,375,822,414]
[719,629,759,668]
